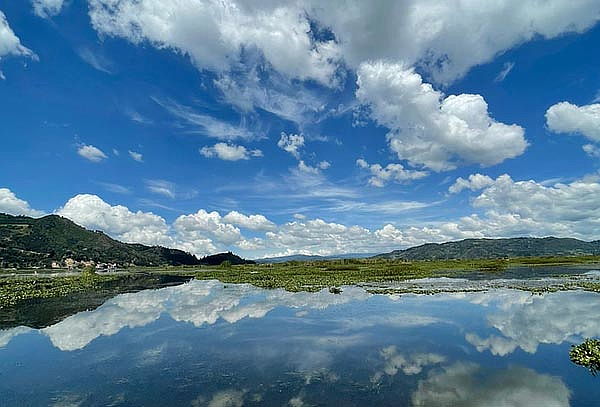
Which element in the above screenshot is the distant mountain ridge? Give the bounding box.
[374,237,600,260]
[0,213,251,268]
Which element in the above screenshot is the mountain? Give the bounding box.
[255,253,377,263]
[0,213,202,268]
[374,237,600,260]
[200,251,256,266]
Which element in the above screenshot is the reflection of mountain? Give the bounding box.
[412,362,570,406]
[465,290,600,356]
[1,280,372,351]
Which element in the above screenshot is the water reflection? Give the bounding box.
[412,362,570,406]
[0,280,598,406]
[465,290,600,356]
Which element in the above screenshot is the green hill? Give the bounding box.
[200,252,255,265]
[0,213,201,268]
[374,237,600,260]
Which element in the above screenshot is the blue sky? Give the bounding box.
[1,1,600,258]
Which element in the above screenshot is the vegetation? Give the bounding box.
[191,256,600,292]
[201,252,255,266]
[0,272,119,309]
[0,273,191,329]
[0,213,202,268]
[1,250,599,312]
[570,339,600,375]
[376,237,600,261]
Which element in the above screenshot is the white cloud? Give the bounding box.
[546,101,600,142]
[87,0,341,86]
[32,0,65,18]
[145,180,175,199]
[356,158,428,187]
[10,169,600,259]
[214,70,327,127]
[278,133,304,159]
[144,179,197,200]
[87,0,600,88]
[356,61,527,171]
[174,209,242,248]
[0,11,35,61]
[77,144,108,162]
[222,211,276,231]
[128,150,143,162]
[412,362,570,407]
[297,160,321,175]
[153,97,259,141]
[317,161,331,170]
[449,174,495,194]
[200,143,262,161]
[0,188,44,217]
[583,143,600,158]
[311,0,600,84]
[494,62,515,83]
[56,194,172,246]
[97,182,131,195]
[77,46,114,74]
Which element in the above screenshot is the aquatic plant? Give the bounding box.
[570,339,600,375]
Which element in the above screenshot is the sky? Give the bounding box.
[1,1,600,259]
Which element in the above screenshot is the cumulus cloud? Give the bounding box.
[174,209,243,249]
[0,188,45,217]
[200,143,262,161]
[449,174,495,194]
[311,0,600,84]
[0,11,35,61]
[128,150,143,162]
[86,0,600,88]
[56,194,172,246]
[278,133,305,159]
[11,168,600,258]
[356,61,527,171]
[546,102,600,142]
[356,158,428,187]
[412,362,570,407]
[77,144,108,162]
[222,211,275,231]
[87,0,341,86]
[32,0,65,18]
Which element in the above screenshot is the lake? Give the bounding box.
[1,275,599,406]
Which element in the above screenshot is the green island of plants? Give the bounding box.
[570,339,600,375]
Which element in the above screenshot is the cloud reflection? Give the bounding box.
[466,290,600,355]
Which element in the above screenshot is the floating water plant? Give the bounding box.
[570,339,600,375]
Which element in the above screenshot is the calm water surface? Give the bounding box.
[1,277,599,406]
